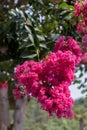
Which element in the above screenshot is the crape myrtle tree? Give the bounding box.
[0,0,87,130]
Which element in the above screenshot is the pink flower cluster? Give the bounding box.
[38,51,75,118]
[40,51,75,86]
[81,49,87,63]
[74,3,81,16]
[14,61,42,99]
[14,36,81,118]
[54,36,81,65]
[38,82,74,118]
[74,1,87,34]
[82,34,87,46]
[74,1,87,63]
[0,81,8,89]
[81,35,87,63]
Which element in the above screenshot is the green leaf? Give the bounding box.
[79,73,83,78]
[19,41,31,49]
[60,2,74,11]
[21,54,37,59]
[37,35,45,41]
[40,43,47,49]
[25,25,32,34]
[28,34,34,44]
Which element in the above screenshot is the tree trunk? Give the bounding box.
[0,87,10,130]
[12,97,27,130]
[79,118,84,130]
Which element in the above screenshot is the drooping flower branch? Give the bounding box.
[13,36,81,118]
[74,0,87,63]
[74,1,87,34]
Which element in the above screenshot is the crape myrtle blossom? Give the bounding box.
[81,35,87,63]
[13,83,27,99]
[14,61,42,98]
[74,1,87,63]
[38,82,74,118]
[77,22,87,34]
[0,80,8,89]
[82,34,87,46]
[74,3,81,16]
[40,51,75,87]
[81,50,87,63]
[13,36,81,118]
[74,1,87,34]
[38,51,75,118]
[14,51,75,99]
[54,36,81,65]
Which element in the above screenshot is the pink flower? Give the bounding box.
[13,89,22,99]
[74,3,81,16]
[14,61,42,99]
[0,80,8,89]
[38,82,74,118]
[77,23,84,34]
[74,1,87,35]
[82,34,87,46]
[54,36,81,65]
[81,51,87,63]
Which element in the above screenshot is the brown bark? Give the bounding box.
[79,118,84,130]
[12,97,27,130]
[0,87,10,130]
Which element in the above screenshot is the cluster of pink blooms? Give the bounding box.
[81,51,87,63]
[14,36,81,118]
[38,50,75,118]
[74,1,87,34]
[81,35,87,63]
[82,34,87,46]
[13,61,42,99]
[0,81,8,89]
[74,1,87,63]
[54,36,81,65]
